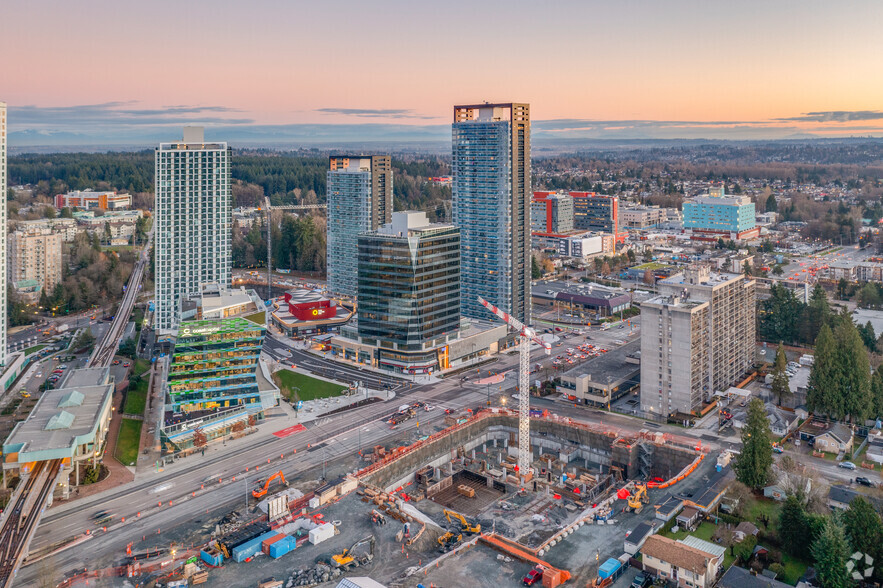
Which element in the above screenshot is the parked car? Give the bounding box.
[855,476,874,487]
[523,567,544,586]
[632,574,652,588]
[839,461,857,470]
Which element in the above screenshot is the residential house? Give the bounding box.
[676,506,700,531]
[641,535,720,588]
[625,521,656,556]
[813,423,853,455]
[717,565,792,588]
[827,486,883,511]
[865,436,883,465]
[732,403,798,437]
[677,536,726,578]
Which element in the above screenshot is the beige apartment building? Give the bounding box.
[641,266,755,416]
[8,228,63,303]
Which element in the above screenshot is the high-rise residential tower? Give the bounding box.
[326,155,393,298]
[0,102,7,365]
[154,127,232,333]
[452,103,531,322]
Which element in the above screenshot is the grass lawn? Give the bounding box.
[242,311,266,325]
[274,370,346,402]
[745,496,781,535]
[115,418,141,466]
[133,358,151,377]
[779,553,809,585]
[24,344,46,355]
[123,377,148,415]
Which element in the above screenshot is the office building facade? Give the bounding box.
[640,266,756,416]
[357,212,460,373]
[8,229,63,303]
[531,192,574,234]
[683,187,758,240]
[326,155,393,298]
[0,102,7,364]
[452,103,531,322]
[154,127,232,332]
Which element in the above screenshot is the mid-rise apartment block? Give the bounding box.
[154,127,232,332]
[531,192,574,234]
[453,103,531,322]
[357,212,460,373]
[571,192,620,237]
[640,266,755,416]
[621,206,667,229]
[683,187,759,240]
[326,155,392,298]
[55,190,132,210]
[0,102,7,364]
[8,229,63,303]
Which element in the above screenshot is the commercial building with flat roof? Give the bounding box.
[155,126,232,333]
[356,211,460,373]
[683,187,759,240]
[270,288,354,336]
[326,155,393,298]
[55,190,132,210]
[2,367,114,496]
[532,281,632,320]
[556,339,641,406]
[453,103,531,323]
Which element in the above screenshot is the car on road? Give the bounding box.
[855,476,874,487]
[839,461,857,470]
[511,394,520,400]
[93,511,113,524]
[523,567,544,586]
[632,574,652,588]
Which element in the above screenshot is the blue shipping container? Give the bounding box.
[269,536,296,559]
[200,549,223,567]
[598,558,621,579]
[233,530,280,562]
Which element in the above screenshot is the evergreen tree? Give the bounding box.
[771,343,791,405]
[811,515,852,588]
[531,255,542,279]
[801,284,831,345]
[871,368,883,422]
[765,194,778,213]
[743,260,753,276]
[807,324,836,416]
[842,496,883,572]
[734,398,773,489]
[779,495,810,558]
[835,319,872,422]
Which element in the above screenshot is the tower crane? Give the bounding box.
[478,296,551,478]
[260,196,326,300]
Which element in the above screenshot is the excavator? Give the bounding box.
[437,529,463,553]
[443,509,481,535]
[627,483,649,513]
[331,536,375,568]
[252,471,288,499]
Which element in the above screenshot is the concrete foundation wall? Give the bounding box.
[364,414,688,491]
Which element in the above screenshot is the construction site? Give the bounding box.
[47,402,724,588]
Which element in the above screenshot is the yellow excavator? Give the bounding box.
[437,529,463,552]
[628,483,649,513]
[331,536,375,568]
[443,509,481,535]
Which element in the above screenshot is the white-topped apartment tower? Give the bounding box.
[0,102,7,364]
[154,127,232,333]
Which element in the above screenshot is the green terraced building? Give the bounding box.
[167,315,267,414]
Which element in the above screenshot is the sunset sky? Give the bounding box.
[2,0,882,144]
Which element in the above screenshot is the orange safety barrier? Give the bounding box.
[647,453,705,489]
[480,533,571,583]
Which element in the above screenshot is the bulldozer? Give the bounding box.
[252,471,288,499]
[331,536,375,568]
[627,483,649,513]
[443,509,481,535]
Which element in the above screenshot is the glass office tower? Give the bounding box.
[357,212,460,373]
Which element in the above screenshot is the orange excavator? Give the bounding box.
[252,471,288,498]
